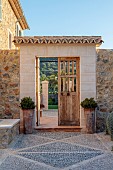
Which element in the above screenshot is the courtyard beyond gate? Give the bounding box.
[35,110,81,131]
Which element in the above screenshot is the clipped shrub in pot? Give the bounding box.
[106,112,113,141]
[81,98,97,109]
[20,97,35,134]
[81,98,97,134]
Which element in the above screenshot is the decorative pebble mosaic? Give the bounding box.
[18,152,103,168]
[18,142,102,153]
[0,132,113,170]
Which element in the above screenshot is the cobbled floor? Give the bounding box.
[0,132,113,170]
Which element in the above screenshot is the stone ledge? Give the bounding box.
[0,119,20,129]
[0,119,20,149]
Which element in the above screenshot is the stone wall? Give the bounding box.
[0,0,22,49]
[96,49,113,131]
[0,120,20,149]
[0,50,20,119]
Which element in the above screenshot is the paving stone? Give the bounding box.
[0,149,9,164]
[0,155,53,170]
[18,141,102,153]
[0,132,112,170]
[10,134,54,149]
[42,110,58,117]
[96,133,113,151]
[63,134,107,150]
[0,150,5,159]
[70,153,113,170]
[34,132,81,140]
[18,152,103,168]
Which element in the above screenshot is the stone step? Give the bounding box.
[35,126,82,132]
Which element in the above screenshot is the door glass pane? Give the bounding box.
[70,61,72,75]
[74,78,76,92]
[74,61,76,75]
[65,61,68,75]
[61,78,63,92]
[61,61,65,75]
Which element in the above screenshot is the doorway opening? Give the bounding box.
[39,57,58,128]
[36,56,80,129]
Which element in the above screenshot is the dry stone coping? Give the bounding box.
[0,119,20,129]
[0,119,20,149]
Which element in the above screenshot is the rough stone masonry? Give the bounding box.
[0,50,20,119]
[96,49,113,131]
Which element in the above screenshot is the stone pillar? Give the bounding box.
[42,81,48,110]
[20,47,36,133]
[80,53,96,130]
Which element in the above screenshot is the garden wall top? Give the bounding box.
[0,119,20,129]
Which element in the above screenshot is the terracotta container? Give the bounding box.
[23,109,34,134]
[84,108,96,134]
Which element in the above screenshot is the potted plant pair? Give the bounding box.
[81,98,97,134]
[20,97,35,134]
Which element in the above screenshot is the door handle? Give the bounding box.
[67,92,70,96]
[61,92,63,96]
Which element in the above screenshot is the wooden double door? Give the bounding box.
[58,57,80,126]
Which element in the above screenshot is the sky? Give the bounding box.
[20,0,113,49]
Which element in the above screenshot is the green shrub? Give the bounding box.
[20,97,35,110]
[106,112,113,141]
[80,98,97,109]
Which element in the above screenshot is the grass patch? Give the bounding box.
[48,105,58,109]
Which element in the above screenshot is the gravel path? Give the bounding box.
[0,132,113,170]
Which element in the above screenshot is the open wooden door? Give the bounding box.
[36,57,40,126]
[58,57,80,126]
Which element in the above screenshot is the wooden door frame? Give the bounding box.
[36,57,40,126]
[36,56,80,126]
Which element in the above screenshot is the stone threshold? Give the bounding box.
[35,126,82,132]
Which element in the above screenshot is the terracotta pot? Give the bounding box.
[84,108,96,134]
[23,109,34,134]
